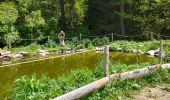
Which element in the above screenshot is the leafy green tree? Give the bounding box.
[25,10,45,39]
[0,2,19,47]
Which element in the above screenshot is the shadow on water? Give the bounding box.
[0,51,157,97]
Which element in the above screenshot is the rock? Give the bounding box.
[65,51,71,54]
[109,47,118,51]
[118,48,123,52]
[0,51,11,56]
[137,50,144,54]
[19,51,29,58]
[132,49,138,53]
[11,54,23,59]
[147,48,165,57]
[0,56,11,61]
[38,49,49,56]
[96,47,104,51]
[76,49,84,52]
[147,50,155,56]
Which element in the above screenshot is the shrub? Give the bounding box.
[11,69,95,99]
[11,61,168,100]
[11,43,40,53]
[163,53,170,63]
[45,40,57,48]
[92,37,109,46]
[11,75,61,100]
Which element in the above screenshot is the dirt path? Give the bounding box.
[133,85,170,100]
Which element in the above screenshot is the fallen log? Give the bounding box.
[53,64,170,100]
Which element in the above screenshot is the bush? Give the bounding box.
[45,40,57,48]
[11,60,168,100]
[11,43,40,53]
[11,75,61,100]
[11,69,95,100]
[163,53,170,63]
[92,37,109,46]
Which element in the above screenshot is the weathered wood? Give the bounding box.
[159,39,163,63]
[151,32,154,41]
[104,45,109,77]
[111,33,113,42]
[80,34,82,42]
[48,36,50,42]
[53,64,170,100]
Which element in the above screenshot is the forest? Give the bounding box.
[0,0,170,48]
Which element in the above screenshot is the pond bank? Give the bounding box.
[0,51,156,98]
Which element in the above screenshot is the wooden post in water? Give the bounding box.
[111,33,113,42]
[104,45,109,77]
[159,39,163,63]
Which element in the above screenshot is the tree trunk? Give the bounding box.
[70,0,75,28]
[60,0,66,31]
[120,0,125,35]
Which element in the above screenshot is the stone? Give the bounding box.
[96,47,104,51]
[109,47,118,51]
[132,49,138,53]
[147,50,155,56]
[65,51,71,54]
[0,51,11,56]
[118,47,123,52]
[11,54,23,59]
[19,51,29,57]
[0,56,11,61]
[38,49,49,56]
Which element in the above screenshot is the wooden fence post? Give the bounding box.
[7,37,12,50]
[80,34,82,42]
[151,32,153,41]
[111,33,113,42]
[104,45,109,77]
[159,39,163,63]
[48,36,50,42]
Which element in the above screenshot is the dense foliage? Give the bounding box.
[0,0,169,48]
[10,60,170,99]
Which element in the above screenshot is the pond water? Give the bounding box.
[0,51,157,98]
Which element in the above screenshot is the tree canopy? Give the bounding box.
[0,0,169,47]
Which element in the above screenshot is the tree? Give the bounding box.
[60,0,66,31]
[120,0,125,35]
[0,2,19,48]
[25,10,45,39]
[69,0,75,28]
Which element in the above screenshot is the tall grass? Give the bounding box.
[10,60,170,100]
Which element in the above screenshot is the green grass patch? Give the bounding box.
[10,59,170,100]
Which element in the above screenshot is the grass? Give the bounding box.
[10,57,170,100]
[8,40,170,99]
[87,69,170,100]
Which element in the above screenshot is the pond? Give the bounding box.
[0,51,157,98]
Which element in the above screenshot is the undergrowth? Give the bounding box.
[10,59,170,100]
